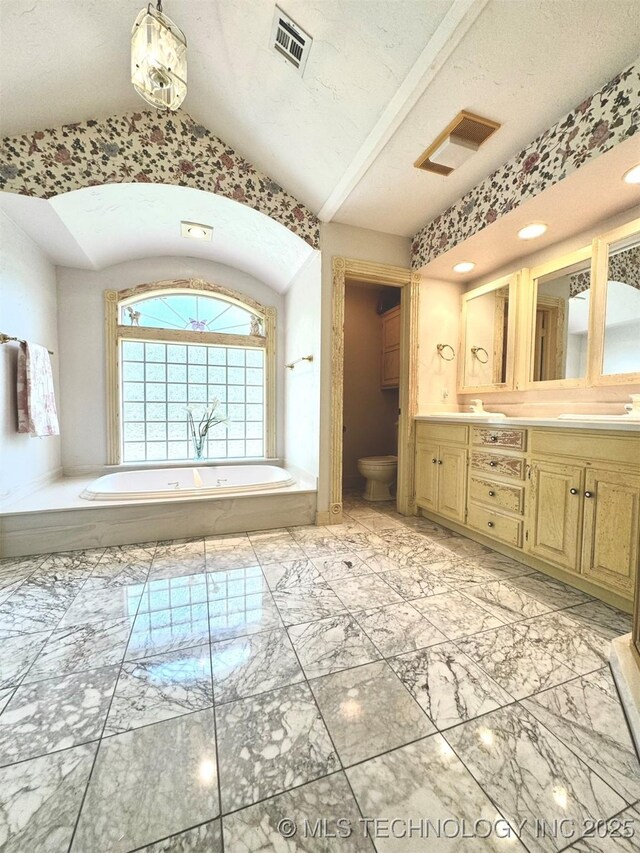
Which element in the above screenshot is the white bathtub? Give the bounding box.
[80,464,296,501]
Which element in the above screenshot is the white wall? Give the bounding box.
[283,252,321,480]
[56,256,285,473]
[0,210,61,503]
[318,222,411,514]
[417,277,465,413]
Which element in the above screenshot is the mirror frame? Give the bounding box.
[590,217,640,387]
[522,245,593,391]
[458,273,518,394]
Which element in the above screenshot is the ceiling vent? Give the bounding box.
[415,111,501,176]
[270,7,312,75]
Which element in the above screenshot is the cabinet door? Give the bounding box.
[581,468,640,596]
[415,442,439,511]
[381,346,400,388]
[528,461,584,572]
[438,445,467,522]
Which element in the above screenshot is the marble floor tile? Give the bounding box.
[458,623,578,699]
[73,708,219,852]
[211,628,303,703]
[508,571,594,610]
[204,535,259,571]
[354,601,448,657]
[439,537,494,560]
[247,531,307,564]
[142,573,209,612]
[310,660,434,765]
[425,557,497,589]
[563,600,632,639]
[377,566,450,601]
[513,611,611,674]
[0,628,51,688]
[24,618,132,683]
[327,529,387,553]
[261,558,326,591]
[216,681,338,813]
[0,665,118,766]
[0,561,36,606]
[0,743,96,853]
[347,735,518,852]
[340,505,383,519]
[209,585,284,642]
[446,704,627,853]
[0,689,13,714]
[126,602,210,660]
[37,548,105,582]
[138,819,222,852]
[83,548,152,590]
[411,590,505,640]
[152,551,207,580]
[522,668,640,803]
[0,576,82,634]
[311,552,376,582]
[222,772,374,852]
[329,574,403,611]
[399,517,454,539]
[463,551,535,580]
[105,644,213,735]
[58,584,143,628]
[206,565,263,601]
[389,642,513,730]
[357,515,403,532]
[272,582,347,626]
[567,805,640,851]
[462,580,553,623]
[296,530,353,558]
[358,547,415,573]
[288,614,380,679]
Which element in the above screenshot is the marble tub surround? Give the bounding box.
[0,499,636,851]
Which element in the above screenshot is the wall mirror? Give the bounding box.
[459,274,516,392]
[592,220,640,384]
[528,247,592,386]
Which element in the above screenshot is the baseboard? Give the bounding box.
[315,510,332,525]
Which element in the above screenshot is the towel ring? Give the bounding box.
[436,343,455,361]
[471,345,489,364]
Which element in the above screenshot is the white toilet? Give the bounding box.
[357,455,398,501]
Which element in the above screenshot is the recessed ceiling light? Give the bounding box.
[453,261,476,273]
[623,164,640,185]
[518,223,547,240]
[180,221,213,241]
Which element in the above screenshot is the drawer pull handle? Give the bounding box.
[488,491,495,497]
[570,488,578,495]
[489,435,498,442]
[487,521,495,528]
[584,491,594,498]
[489,461,497,467]
[432,458,437,464]
[437,460,443,465]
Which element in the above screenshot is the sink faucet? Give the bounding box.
[469,399,485,414]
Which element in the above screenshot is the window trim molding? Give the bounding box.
[105,278,277,465]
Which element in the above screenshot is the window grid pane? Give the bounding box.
[121,341,265,462]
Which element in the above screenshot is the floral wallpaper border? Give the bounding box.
[412,61,639,269]
[0,109,320,249]
[570,245,640,296]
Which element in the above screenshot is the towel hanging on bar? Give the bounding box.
[16,341,60,437]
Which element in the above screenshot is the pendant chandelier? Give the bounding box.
[131,1,187,111]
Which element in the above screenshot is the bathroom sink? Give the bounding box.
[428,412,507,420]
[557,414,640,422]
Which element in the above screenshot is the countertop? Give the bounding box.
[414,414,640,432]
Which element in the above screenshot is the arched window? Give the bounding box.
[105,279,276,464]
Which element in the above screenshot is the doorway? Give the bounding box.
[329,257,419,522]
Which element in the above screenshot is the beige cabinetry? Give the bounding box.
[415,423,467,523]
[381,305,400,388]
[415,419,640,607]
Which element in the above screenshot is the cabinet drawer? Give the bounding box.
[467,503,523,548]
[416,422,468,445]
[469,476,524,515]
[472,427,526,450]
[471,451,526,480]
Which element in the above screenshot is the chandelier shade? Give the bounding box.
[131,3,187,111]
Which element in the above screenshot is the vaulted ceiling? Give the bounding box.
[1,0,639,240]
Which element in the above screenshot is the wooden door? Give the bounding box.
[381,306,401,388]
[528,461,584,572]
[581,468,640,597]
[438,445,467,522]
[415,442,439,511]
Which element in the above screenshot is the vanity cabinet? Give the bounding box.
[415,423,467,523]
[381,305,400,388]
[415,418,640,608]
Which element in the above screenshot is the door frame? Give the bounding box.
[329,256,419,521]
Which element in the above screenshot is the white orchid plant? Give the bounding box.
[184,400,228,459]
